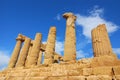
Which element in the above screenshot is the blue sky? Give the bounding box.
[0,0,120,70]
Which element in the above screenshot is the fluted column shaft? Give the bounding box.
[92,24,113,57]
[8,35,23,68]
[63,13,76,61]
[27,33,42,66]
[102,25,113,54]
[44,27,56,64]
[16,38,31,67]
[92,28,97,56]
[25,44,33,67]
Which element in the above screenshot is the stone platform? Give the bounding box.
[0,59,120,80]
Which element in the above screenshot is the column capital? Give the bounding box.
[16,34,23,41]
[50,26,56,31]
[16,34,31,42]
[63,12,76,20]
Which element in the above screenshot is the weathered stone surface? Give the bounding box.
[44,27,56,64]
[25,45,33,67]
[68,76,86,80]
[6,76,25,80]
[53,55,59,63]
[68,70,80,76]
[91,24,116,57]
[27,33,42,66]
[113,66,120,75]
[48,77,67,80]
[114,75,120,80]
[8,34,23,68]
[63,12,76,62]
[51,67,68,76]
[83,68,92,76]
[28,77,48,80]
[0,77,5,80]
[1,64,120,80]
[91,56,119,67]
[16,38,31,67]
[92,67,113,75]
[87,75,112,80]
[97,75,112,80]
[9,72,27,77]
[87,75,99,80]
[30,72,51,77]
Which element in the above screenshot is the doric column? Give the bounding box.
[63,12,76,61]
[92,28,97,56]
[91,24,113,57]
[25,44,33,67]
[8,34,23,68]
[16,38,31,67]
[101,25,113,55]
[44,27,56,64]
[27,33,42,66]
[37,50,43,65]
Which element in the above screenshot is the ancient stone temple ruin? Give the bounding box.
[0,12,120,80]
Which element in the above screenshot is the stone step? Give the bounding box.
[0,77,5,80]
[24,77,48,80]
[86,75,112,80]
[1,75,120,80]
[0,66,120,80]
[114,75,120,80]
[6,76,25,80]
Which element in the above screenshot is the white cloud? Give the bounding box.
[0,51,10,70]
[55,41,64,55]
[113,48,120,55]
[76,6,119,39]
[76,50,86,59]
[76,50,92,59]
[55,14,61,21]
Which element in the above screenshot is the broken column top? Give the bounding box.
[63,12,76,20]
[97,24,107,31]
[16,34,24,41]
[50,26,56,31]
[16,34,31,41]
[92,24,106,32]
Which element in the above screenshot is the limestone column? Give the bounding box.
[8,34,23,68]
[102,25,113,54]
[98,26,107,56]
[63,12,76,61]
[44,27,56,64]
[37,50,43,65]
[27,33,42,66]
[16,38,31,67]
[25,44,33,67]
[91,29,97,57]
[91,24,113,57]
